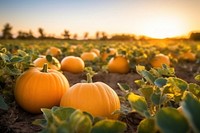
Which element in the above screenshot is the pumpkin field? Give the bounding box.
[0,39,200,133]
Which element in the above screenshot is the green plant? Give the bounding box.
[118,64,200,132]
[33,106,127,133]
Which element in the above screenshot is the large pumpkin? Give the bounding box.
[61,56,85,73]
[150,53,170,68]
[33,55,61,70]
[60,74,120,118]
[14,64,69,113]
[107,55,130,74]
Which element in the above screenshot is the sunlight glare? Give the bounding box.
[141,15,185,38]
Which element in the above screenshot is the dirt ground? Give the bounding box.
[0,62,199,133]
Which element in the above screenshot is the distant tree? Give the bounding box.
[1,23,13,39]
[83,32,89,40]
[38,28,45,39]
[110,34,136,41]
[100,32,108,40]
[62,30,70,40]
[17,30,35,39]
[73,33,78,40]
[190,32,200,41]
[96,31,100,40]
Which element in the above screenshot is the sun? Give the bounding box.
[141,15,185,39]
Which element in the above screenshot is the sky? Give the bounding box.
[0,0,200,39]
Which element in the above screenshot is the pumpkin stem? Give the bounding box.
[41,63,48,73]
[86,73,93,83]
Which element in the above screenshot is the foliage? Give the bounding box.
[119,64,200,132]
[33,106,127,133]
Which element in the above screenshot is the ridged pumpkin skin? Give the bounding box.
[60,82,120,118]
[14,66,69,113]
[33,56,61,70]
[46,46,62,57]
[61,56,85,73]
[150,54,170,68]
[108,55,130,74]
[81,52,97,61]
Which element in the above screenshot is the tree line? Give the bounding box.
[0,23,138,41]
[1,23,200,40]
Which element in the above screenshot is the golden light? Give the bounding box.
[141,15,185,38]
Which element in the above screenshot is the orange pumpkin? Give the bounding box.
[150,54,170,68]
[107,55,130,74]
[101,48,117,61]
[61,56,85,73]
[60,74,120,118]
[81,52,97,61]
[14,64,69,113]
[33,55,61,70]
[46,46,62,57]
[179,51,196,61]
[91,48,100,56]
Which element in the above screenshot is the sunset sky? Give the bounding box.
[0,0,200,39]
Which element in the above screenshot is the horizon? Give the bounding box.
[0,0,200,39]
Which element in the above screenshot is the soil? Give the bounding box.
[0,62,199,133]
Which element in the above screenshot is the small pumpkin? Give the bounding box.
[61,56,85,73]
[60,74,120,118]
[101,48,117,61]
[91,48,100,56]
[150,54,170,68]
[107,55,130,74]
[46,46,62,57]
[81,52,98,61]
[14,64,69,113]
[33,55,61,70]
[179,51,196,61]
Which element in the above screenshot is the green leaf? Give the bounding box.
[117,83,131,92]
[32,119,47,128]
[0,53,10,62]
[154,78,167,88]
[181,93,200,133]
[137,118,156,133]
[194,75,200,82]
[136,65,146,73]
[10,56,23,63]
[151,93,161,105]
[127,92,150,117]
[17,49,27,56]
[188,83,200,98]
[69,109,92,133]
[0,95,8,110]
[169,77,188,91]
[52,107,75,121]
[156,107,189,133]
[41,108,53,126]
[139,86,153,101]
[46,55,53,62]
[91,119,127,133]
[141,70,156,84]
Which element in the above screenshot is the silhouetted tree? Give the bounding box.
[190,32,200,41]
[96,31,100,40]
[38,28,45,39]
[84,32,89,40]
[1,23,13,39]
[73,33,78,40]
[17,30,35,39]
[110,34,136,41]
[100,32,108,40]
[62,30,70,40]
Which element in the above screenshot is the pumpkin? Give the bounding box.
[107,55,130,74]
[81,52,97,61]
[61,56,85,73]
[33,55,61,70]
[179,51,196,61]
[14,64,69,113]
[101,48,117,61]
[91,48,100,56]
[150,53,170,68]
[46,46,62,57]
[60,74,120,118]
